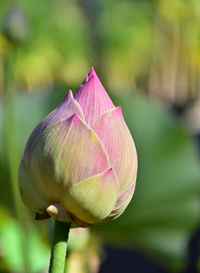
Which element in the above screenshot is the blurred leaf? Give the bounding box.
[92,93,200,270]
[0,89,62,212]
[0,209,49,273]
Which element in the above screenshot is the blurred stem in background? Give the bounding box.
[2,5,31,272]
[3,44,21,217]
[3,42,31,273]
[78,0,105,80]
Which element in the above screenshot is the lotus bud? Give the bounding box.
[18,67,137,227]
[2,5,29,44]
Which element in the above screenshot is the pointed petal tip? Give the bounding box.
[102,168,118,188]
[83,67,97,83]
[60,112,80,126]
[60,89,73,104]
[68,89,73,98]
[71,112,81,123]
[89,66,96,76]
[102,167,112,178]
[97,106,123,119]
[74,67,115,125]
[87,66,98,81]
[116,105,122,112]
[60,113,86,132]
[104,167,113,175]
[107,167,113,172]
[78,74,99,92]
[116,106,123,118]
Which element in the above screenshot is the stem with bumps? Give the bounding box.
[49,221,71,273]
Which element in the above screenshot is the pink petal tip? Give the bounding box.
[74,68,115,125]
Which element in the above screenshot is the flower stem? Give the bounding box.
[3,45,31,273]
[49,221,71,273]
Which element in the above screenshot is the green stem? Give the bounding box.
[3,45,31,273]
[49,221,71,273]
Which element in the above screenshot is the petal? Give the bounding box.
[18,160,49,212]
[74,67,115,126]
[92,107,137,192]
[43,90,84,127]
[24,90,84,161]
[57,115,111,184]
[23,114,111,204]
[61,168,118,224]
[106,179,136,221]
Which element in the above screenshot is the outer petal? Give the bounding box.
[106,179,136,221]
[74,67,115,126]
[19,160,48,212]
[21,114,111,209]
[61,168,118,224]
[92,107,137,193]
[24,90,84,160]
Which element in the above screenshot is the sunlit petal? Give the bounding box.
[61,168,118,224]
[22,114,111,209]
[74,67,115,125]
[24,90,84,160]
[93,106,137,192]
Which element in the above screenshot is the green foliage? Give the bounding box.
[0,0,199,96]
[93,93,200,270]
[0,209,49,273]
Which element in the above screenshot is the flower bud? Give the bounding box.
[18,67,137,227]
[2,5,29,44]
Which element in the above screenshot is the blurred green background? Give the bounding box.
[0,0,200,273]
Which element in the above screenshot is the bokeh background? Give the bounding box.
[0,0,200,273]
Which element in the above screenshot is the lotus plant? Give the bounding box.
[18,67,137,273]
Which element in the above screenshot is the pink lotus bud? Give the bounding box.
[18,67,137,227]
